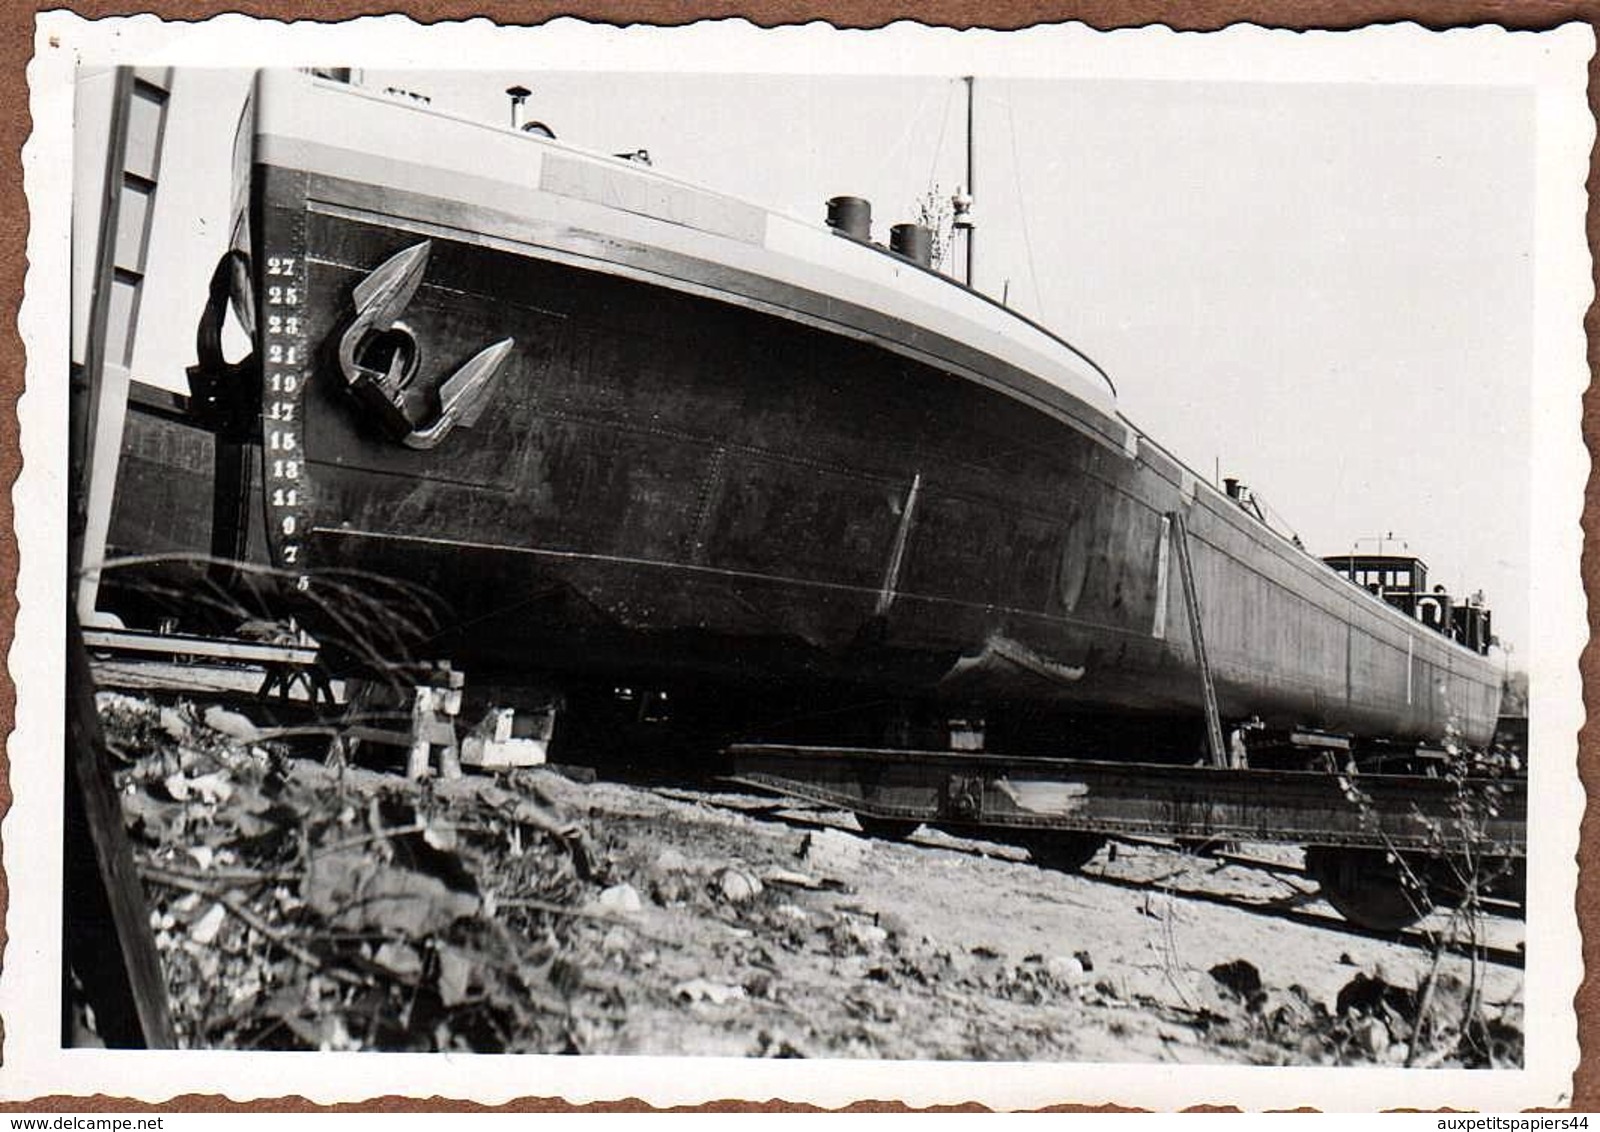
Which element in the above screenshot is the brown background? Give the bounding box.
[1,0,1591,1113]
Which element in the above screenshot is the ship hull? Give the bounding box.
[238,73,1501,749]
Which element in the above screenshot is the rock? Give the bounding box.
[422,820,458,852]
[831,954,871,981]
[1073,949,1094,973]
[837,917,889,952]
[652,847,690,874]
[186,771,234,805]
[159,707,190,741]
[303,848,480,937]
[95,691,148,714]
[1043,954,1087,986]
[593,882,643,916]
[1263,984,1319,1034]
[163,770,232,804]
[1337,970,1416,1024]
[203,706,261,743]
[798,828,867,874]
[648,874,693,906]
[435,947,475,1007]
[715,867,763,903]
[373,940,423,978]
[761,867,825,890]
[1356,1016,1391,1059]
[744,971,775,999]
[476,784,517,811]
[188,903,226,946]
[1209,958,1264,1008]
[601,926,631,953]
[162,772,193,802]
[674,978,746,1005]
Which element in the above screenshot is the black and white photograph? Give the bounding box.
[11,12,1589,1111]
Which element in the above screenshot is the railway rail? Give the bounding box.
[83,639,1526,935]
[727,741,1525,933]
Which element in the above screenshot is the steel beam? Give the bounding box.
[82,627,318,666]
[727,743,1525,854]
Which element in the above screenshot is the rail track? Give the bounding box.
[88,642,1526,941]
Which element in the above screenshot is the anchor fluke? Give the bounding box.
[337,239,434,417]
[350,239,431,323]
[401,337,516,450]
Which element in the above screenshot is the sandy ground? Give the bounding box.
[533,775,1524,1064]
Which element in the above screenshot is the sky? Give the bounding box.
[106,66,1537,653]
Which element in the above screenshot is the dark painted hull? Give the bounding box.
[236,75,1501,748]
[101,401,274,633]
[106,402,216,563]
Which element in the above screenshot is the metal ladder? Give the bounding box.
[71,66,175,624]
[1168,509,1228,768]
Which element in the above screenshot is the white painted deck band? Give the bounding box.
[252,70,1119,419]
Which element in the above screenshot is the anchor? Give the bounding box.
[336,239,514,451]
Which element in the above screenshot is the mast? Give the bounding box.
[963,75,976,289]
[950,76,978,290]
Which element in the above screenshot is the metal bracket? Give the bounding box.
[943,773,985,820]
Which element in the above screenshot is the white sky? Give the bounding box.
[119,65,1539,652]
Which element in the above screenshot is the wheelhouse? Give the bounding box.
[1323,553,1493,655]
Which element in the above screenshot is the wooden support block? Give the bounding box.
[406,738,431,781]
[339,668,468,779]
[419,719,455,745]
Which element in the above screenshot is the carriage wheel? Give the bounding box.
[1304,845,1435,931]
[854,813,923,841]
[1017,831,1107,874]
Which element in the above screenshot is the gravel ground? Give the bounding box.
[90,691,1525,1066]
[537,778,1524,1064]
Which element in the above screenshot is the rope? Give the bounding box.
[1252,487,1305,548]
[879,82,939,187]
[926,78,957,194]
[1003,86,1046,320]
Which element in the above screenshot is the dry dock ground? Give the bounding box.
[88,691,1525,1067]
